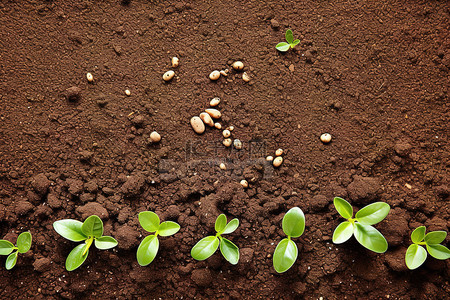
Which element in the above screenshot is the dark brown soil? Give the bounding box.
[1,0,449,299]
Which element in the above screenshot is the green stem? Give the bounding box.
[83,237,94,256]
[348,218,356,224]
[417,242,427,246]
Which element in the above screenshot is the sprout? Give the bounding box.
[275,29,300,52]
[0,231,32,270]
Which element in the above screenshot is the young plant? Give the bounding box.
[191,214,239,265]
[405,226,450,270]
[273,207,305,273]
[275,29,300,52]
[332,197,390,253]
[53,215,118,271]
[137,211,180,266]
[0,231,32,270]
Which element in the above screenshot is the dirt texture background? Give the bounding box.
[0,0,449,299]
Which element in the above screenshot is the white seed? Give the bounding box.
[234,139,242,150]
[240,179,248,188]
[86,72,94,82]
[214,122,222,129]
[232,61,244,70]
[149,131,161,143]
[210,97,221,107]
[163,70,175,81]
[220,70,228,76]
[125,89,131,96]
[273,156,283,167]
[275,148,284,156]
[209,70,221,80]
[171,57,179,68]
[219,163,226,170]
[266,156,274,161]
[242,72,250,82]
[190,116,205,134]
[223,130,231,138]
[223,138,232,147]
[320,133,332,143]
[227,126,234,131]
[200,112,214,127]
[205,108,221,119]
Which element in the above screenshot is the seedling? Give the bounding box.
[273,207,305,273]
[0,231,32,270]
[53,215,118,271]
[137,211,180,266]
[332,197,390,253]
[191,214,239,265]
[275,29,300,52]
[405,226,450,270]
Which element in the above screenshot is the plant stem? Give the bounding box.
[83,237,94,256]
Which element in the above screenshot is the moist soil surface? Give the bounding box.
[0,1,449,299]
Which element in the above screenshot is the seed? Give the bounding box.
[171,57,179,68]
[200,112,214,127]
[232,61,244,70]
[275,148,283,156]
[233,139,242,149]
[219,163,226,170]
[266,156,274,161]
[205,108,221,119]
[223,130,231,138]
[214,123,222,129]
[223,138,232,147]
[240,179,248,188]
[190,116,205,134]
[273,156,283,167]
[320,133,332,143]
[209,70,221,80]
[149,131,161,143]
[210,97,221,107]
[163,70,175,81]
[125,89,131,96]
[227,126,234,131]
[242,72,250,82]
[86,72,94,82]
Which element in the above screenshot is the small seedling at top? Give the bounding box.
[273,207,305,273]
[191,214,239,265]
[405,226,450,270]
[0,231,32,270]
[137,211,180,266]
[53,215,118,271]
[332,197,390,253]
[276,29,300,52]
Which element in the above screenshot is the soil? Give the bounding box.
[0,0,449,299]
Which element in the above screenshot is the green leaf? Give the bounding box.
[53,220,88,242]
[94,236,118,250]
[191,236,219,261]
[219,237,239,265]
[81,215,104,238]
[333,197,353,219]
[424,231,447,245]
[276,42,290,52]
[332,221,354,244]
[5,251,18,270]
[355,202,390,225]
[426,244,450,260]
[354,223,388,253]
[215,214,227,233]
[138,211,160,233]
[411,226,426,244]
[285,29,294,44]
[405,244,427,270]
[66,244,89,271]
[282,207,305,238]
[16,232,32,254]
[158,221,180,237]
[0,240,15,255]
[222,219,239,234]
[273,238,298,273]
[137,235,159,266]
[291,39,300,47]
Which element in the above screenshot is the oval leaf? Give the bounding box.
[219,237,239,265]
[66,244,89,271]
[405,244,427,270]
[222,219,239,234]
[426,244,450,260]
[137,235,159,266]
[292,39,300,47]
[191,236,219,261]
[332,222,354,244]
[158,221,180,237]
[273,238,298,273]
[81,215,104,238]
[355,202,390,225]
[5,251,18,270]
[215,214,227,233]
[17,232,32,254]
[94,236,118,250]
[424,231,447,245]
[333,197,353,219]
[411,226,426,244]
[0,240,15,255]
[354,223,388,253]
[138,211,160,233]
[275,42,290,52]
[285,29,294,44]
[53,220,88,242]
[282,207,305,238]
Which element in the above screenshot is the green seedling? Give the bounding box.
[405,226,450,270]
[53,215,118,271]
[276,29,300,52]
[191,214,239,265]
[332,197,390,253]
[273,207,305,273]
[137,211,180,266]
[0,231,32,270]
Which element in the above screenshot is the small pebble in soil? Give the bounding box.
[273,156,283,167]
[240,179,248,188]
[171,57,179,68]
[223,138,232,147]
[242,72,250,82]
[266,156,274,161]
[163,70,175,81]
[320,133,332,143]
[232,61,244,70]
[223,130,231,138]
[200,112,214,127]
[210,97,220,107]
[227,126,234,131]
[149,131,161,143]
[234,139,242,149]
[205,108,221,119]
[190,116,205,134]
[275,148,284,156]
[125,89,131,96]
[219,163,226,170]
[86,72,94,82]
[66,86,81,101]
[214,122,222,129]
[209,70,220,80]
